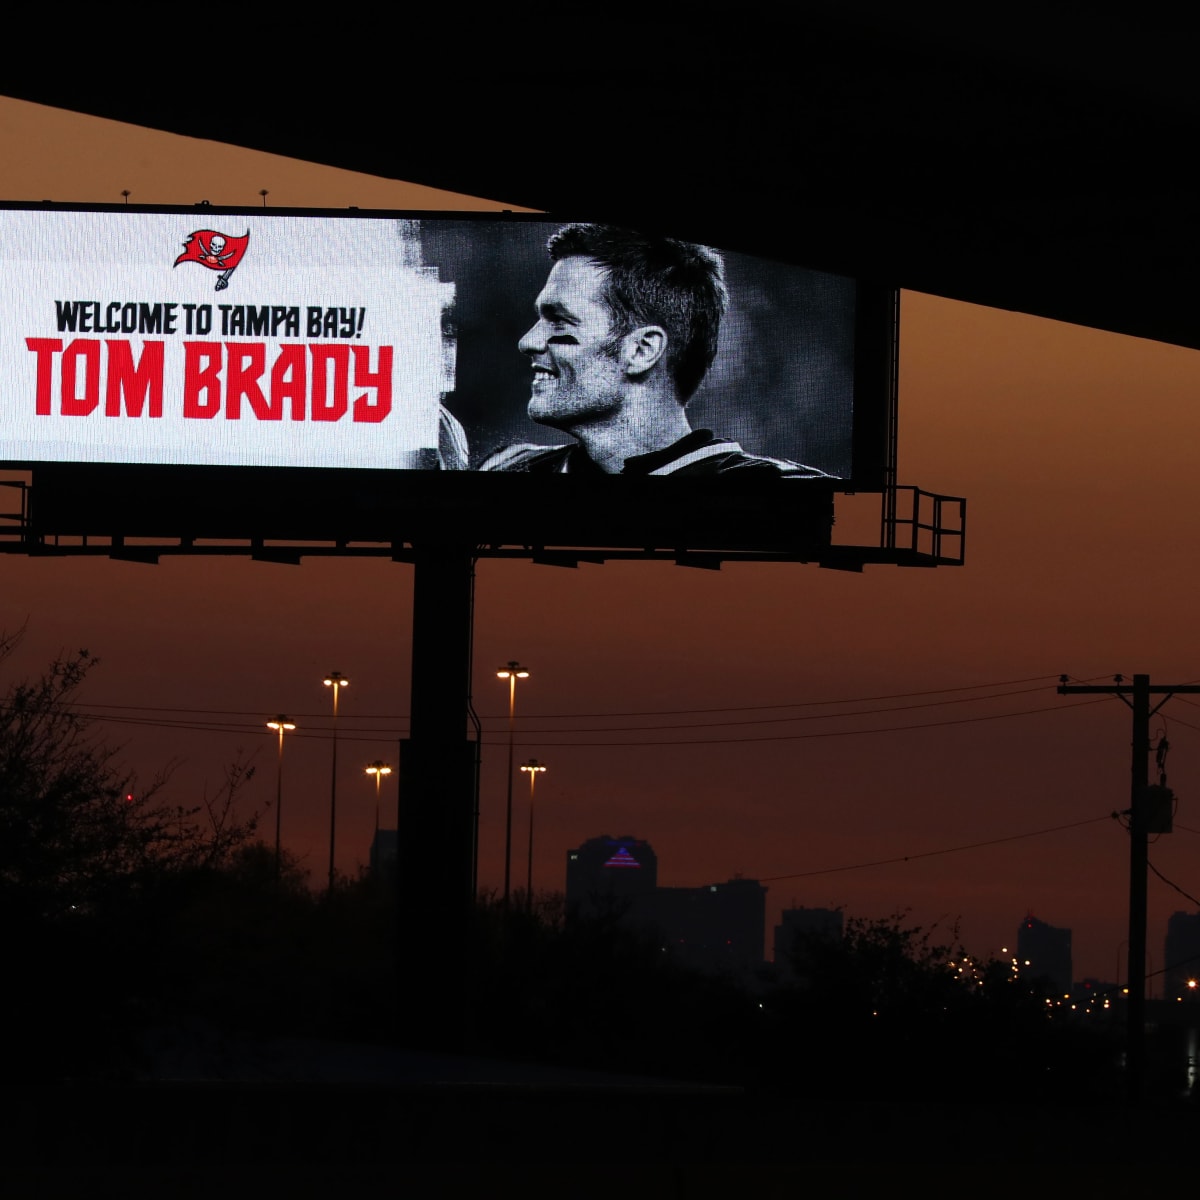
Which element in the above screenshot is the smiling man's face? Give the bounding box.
[517,257,627,430]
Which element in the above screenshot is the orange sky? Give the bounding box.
[2,96,1199,987]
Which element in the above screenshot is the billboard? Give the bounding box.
[0,204,894,552]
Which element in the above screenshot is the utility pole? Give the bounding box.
[1057,673,1194,1102]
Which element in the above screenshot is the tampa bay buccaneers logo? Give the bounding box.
[174,229,250,292]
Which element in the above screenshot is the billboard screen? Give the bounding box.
[0,204,894,552]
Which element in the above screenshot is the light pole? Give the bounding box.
[520,759,546,915]
[323,671,349,893]
[496,662,529,906]
[365,760,392,834]
[266,715,296,882]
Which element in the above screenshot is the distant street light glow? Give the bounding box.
[323,672,349,893]
[497,662,529,906]
[521,758,547,914]
[365,760,393,833]
[266,715,296,881]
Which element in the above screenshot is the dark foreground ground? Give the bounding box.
[2,1043,1197,1196]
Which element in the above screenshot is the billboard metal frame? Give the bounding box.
[0,473,963,568]
[0,202,971,567]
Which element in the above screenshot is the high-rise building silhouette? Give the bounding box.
[566,835,766,976]
[565,835,658,918]
[1163,911,1200,1002]
[1016,912,1072,994]
[773,906,844,982]
[369,828,397,887]
[645,878,767,975]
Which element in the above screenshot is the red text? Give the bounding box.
[25,339,394,422]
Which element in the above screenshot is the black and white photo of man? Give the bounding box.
[479,223,836,478]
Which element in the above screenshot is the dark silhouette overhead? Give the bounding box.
[10,8,1197,349]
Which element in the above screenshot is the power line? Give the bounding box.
[57,695,1114,747]
[1148,859,1200,909]
[57,711,402,746]
[73,710,403,737]
[477,697,1113,747]
[4,672,1127,748]
[508,673,1071,718]
[754,814,1112,884]
[486,682,1071,734]
[33,692,1117,748]
[1155,712,1200,734]
[68,672,1071,723]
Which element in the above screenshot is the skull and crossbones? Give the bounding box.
[197,234,233,267]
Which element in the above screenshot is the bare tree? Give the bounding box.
[0,631,260,921]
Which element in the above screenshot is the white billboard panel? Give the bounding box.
[1,209,452,469]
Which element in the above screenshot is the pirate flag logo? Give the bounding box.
[174,229,250,291]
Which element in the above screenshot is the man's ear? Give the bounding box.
[622,325,667,378]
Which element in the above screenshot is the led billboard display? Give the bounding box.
[0,204,894,552]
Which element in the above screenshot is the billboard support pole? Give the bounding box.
[399,543,478,1039]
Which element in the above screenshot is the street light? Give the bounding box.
[365,760,393,833]
[266,715,296,881]
[323,671,349,893]
[520,758,546,915]
[496,661,530,906]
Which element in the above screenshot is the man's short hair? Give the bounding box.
[546,222,727,402]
